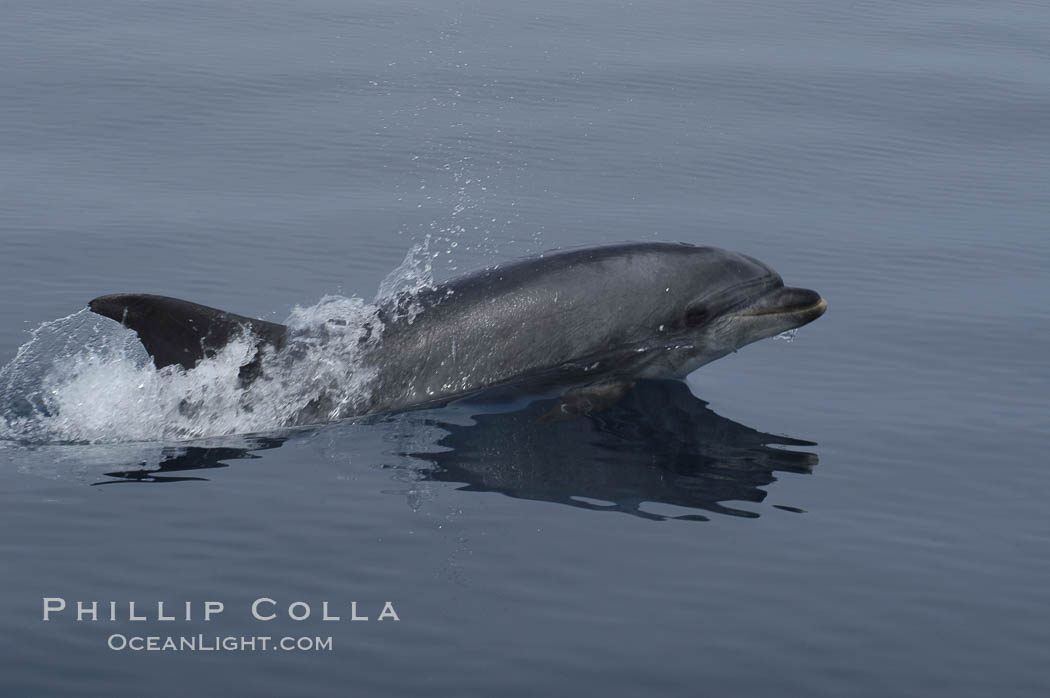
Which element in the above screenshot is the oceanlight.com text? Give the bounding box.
[107,634,333,652]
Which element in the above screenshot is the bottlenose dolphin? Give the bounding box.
[88,242,826,421]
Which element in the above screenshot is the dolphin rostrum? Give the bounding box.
[88,242,827,421]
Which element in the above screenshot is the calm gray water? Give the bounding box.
[1,1,1048,695]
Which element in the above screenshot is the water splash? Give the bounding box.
[0,296,383,445]
[376,235,437,324]
[773,329,798,343]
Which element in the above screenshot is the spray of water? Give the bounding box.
[376,236,437,325]
[0,245,443,445]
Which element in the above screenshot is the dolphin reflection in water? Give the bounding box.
[96,380,816,522]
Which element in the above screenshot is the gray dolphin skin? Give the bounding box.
[88,242,827,420]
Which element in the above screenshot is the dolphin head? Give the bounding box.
[586,243,827,378]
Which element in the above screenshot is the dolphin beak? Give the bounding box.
[734,286,827,325]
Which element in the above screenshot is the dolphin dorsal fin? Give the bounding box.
[88,294,287,371]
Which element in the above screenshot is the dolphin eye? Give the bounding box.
[684,304,711,327]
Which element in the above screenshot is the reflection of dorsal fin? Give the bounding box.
[88,294,287,370]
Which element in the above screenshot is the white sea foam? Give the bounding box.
[0,293,385,445]
[0,243,455,446]
[0,236,462,446]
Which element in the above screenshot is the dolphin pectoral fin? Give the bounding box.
[88,294,287,371]
[535,377,636,424]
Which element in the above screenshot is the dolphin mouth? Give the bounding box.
[732,286,827,322]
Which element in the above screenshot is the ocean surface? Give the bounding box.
[1,1,1048,695]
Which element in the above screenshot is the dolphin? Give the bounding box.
[88,242,826,421]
